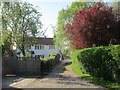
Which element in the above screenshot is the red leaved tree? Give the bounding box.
[63,2,120,49]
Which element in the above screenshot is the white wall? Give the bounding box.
[16,45,59,58]
[29,45,59,58]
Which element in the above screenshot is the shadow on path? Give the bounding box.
[2,59,107,88]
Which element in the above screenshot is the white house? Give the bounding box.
[16,38,59,60]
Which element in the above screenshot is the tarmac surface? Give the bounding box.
[2,59,106,88]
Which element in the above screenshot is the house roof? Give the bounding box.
[35,38,54,45]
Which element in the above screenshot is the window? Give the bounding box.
[49,45,55,49]
[35,44,44,49]
[39,45,44,49]
[35,44,39,49]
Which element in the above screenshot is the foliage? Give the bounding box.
[54,2,97,52]
[112,2,119,10]
[71,45,120,82]
[25,51,31,57]
[41,53,57,61]
[64,2,120,49]
[72,65,120,88]
[40,53,60,74]
[2,2,43,56]
[1,40,11,56]
[20,56,30,61]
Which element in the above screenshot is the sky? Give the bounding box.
[22,0,72,38]
[35,2,72,38]
[21,0,119,38]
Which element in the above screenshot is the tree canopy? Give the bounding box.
[64,2,120,49]
[54,2,97,52]
[2,2,43,56]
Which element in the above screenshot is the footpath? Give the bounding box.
[3,59,106,88]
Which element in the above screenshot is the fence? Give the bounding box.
[2,56,41,76]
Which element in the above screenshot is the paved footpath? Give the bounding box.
[3,59,107,88]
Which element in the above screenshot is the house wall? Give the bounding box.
[16,45,59,58]
[29,45,59,58]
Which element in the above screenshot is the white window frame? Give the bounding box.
[35,44,44,49]
[49,45,55,49]
[39,45,44,49]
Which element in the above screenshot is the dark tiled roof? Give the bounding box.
[35,38,54,45]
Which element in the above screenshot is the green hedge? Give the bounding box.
[71,45,120,82]
[40,53,60,74]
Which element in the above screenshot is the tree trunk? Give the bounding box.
[22,45,25,56]
[22,49,25,56]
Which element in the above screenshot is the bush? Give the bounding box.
[71,45,120,82]
[20,56,29,61]
[40,53,60,74]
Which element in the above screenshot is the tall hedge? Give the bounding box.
[71,45,120,82]
[40,53,60,74]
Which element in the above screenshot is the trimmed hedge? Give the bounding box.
[71,45,120,82]
[40,53,60,74]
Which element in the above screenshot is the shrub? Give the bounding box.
[71,45,120,82]
[20,56,29,61]
[40,53,60,74]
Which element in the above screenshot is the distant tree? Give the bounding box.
[64,2,120,49]
[2,2,43,56]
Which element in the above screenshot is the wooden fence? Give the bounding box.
[2,56,41,76]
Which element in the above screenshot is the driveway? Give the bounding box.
[3,59,106,88]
